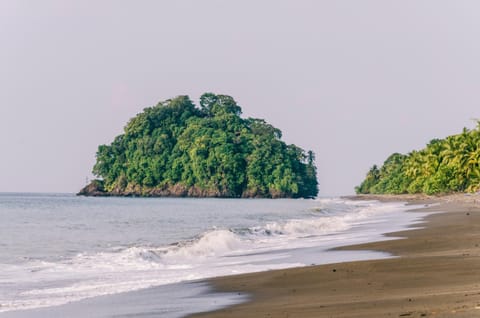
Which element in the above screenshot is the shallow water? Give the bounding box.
[0,193,430,316]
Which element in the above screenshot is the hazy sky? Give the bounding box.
[1,1,479,196]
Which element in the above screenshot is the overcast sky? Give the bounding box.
[1,1,479,196]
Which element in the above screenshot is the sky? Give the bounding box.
[1,1,479,196]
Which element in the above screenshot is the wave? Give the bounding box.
[159,229,244,263]
[14,199,408,273]
[84,199,407,266]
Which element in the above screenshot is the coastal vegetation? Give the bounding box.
[80,93,318,198]
[356,123,480,195]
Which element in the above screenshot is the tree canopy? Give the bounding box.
[356,123,480,195]
[82,93,319,198]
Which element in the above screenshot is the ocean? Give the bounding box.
[0,193,432,317]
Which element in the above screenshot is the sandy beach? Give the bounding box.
[189,194,480,318]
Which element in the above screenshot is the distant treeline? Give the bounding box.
[356,123,480,195]
[83,93,318,198]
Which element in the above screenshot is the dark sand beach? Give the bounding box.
[189,194,480,318]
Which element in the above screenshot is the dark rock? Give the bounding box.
[77,180,108,196]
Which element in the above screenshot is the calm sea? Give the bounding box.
[0,193,431,317]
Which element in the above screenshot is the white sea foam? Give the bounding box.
[0,198,430,313]
[160,229,244,263]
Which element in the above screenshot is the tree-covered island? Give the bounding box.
[79,93,319,198]
[356,123,480,195]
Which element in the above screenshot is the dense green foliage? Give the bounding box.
[356,124,480,195]
[90,93,318,198]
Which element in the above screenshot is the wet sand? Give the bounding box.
[189,194,480,318]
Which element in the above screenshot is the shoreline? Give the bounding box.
[188,194,480,318]
[0,196,428,318]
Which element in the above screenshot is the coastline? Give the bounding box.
[0,196,422,317]
[188,194,480,318]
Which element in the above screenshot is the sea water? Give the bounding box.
[0,193,432,317]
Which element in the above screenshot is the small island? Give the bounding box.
[79,93,318,198]
[356,123,480,195]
